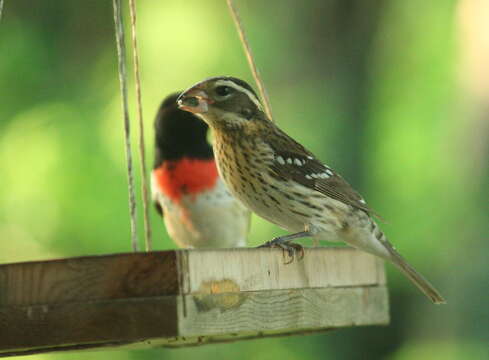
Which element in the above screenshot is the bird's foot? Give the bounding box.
[258,239,304,264]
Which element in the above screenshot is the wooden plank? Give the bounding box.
[0,248,383,303]
[179,286,389,337]
[0,297,178,350]
[0,248,389,357]
[0,286,388,356]
[0,252,178,306]
[185,247,384,294]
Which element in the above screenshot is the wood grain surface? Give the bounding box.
[0,247,389,357]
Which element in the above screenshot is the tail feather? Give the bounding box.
[381,238,446,305]
[368,221,446,304]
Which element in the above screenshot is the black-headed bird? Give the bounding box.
[152,93,250,248]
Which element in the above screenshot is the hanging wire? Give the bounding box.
[0,0,4,22]
[226,0,274,122]
[112,0,139,251]
[127,0,152,251]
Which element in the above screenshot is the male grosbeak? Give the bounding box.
[152,93,250,248]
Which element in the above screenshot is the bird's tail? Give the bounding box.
[364,219,446,304]
[373,228,446,305]
[388,246,446,304]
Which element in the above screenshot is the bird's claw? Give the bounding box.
[257,240,304,264]
[278,242,305,264]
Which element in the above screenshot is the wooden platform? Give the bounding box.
[0,247,389,357]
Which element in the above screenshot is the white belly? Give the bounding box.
[153,176,250,248]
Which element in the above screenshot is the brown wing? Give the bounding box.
[267,135,378,216]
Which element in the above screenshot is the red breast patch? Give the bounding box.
[154,158,219,202]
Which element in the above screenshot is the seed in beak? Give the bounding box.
[178,93,210,114]
[179,96,199,108]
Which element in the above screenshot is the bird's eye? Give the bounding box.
[215,86,233,97]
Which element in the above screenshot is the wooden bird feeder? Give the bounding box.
[0,1,391,357]
[0,247,389,357]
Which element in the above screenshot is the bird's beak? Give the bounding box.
[177,86,213,114]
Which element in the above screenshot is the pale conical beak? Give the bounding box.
[177,87,213,114]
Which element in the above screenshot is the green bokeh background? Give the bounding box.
[1,1,488,359]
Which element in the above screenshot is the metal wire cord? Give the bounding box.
[226,0,274,122]
[128,0,152,251]
[112,0,139,251]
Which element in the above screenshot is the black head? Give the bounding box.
[177,76,266,130]
[154,92,213,167]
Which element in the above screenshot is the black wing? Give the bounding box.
[154,200,164,217]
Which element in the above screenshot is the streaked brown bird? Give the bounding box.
[152,92,250,248]
[177,76,446,304]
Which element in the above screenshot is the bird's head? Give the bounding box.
[177,76,266,131]
[154,92,212,164]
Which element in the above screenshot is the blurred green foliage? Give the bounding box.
[0,1,487,359]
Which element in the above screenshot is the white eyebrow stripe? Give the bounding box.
[215,79,263,111]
